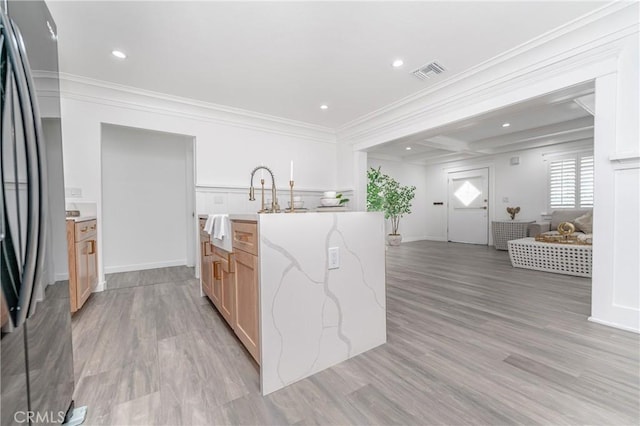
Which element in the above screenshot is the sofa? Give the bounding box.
[528,208,593,242]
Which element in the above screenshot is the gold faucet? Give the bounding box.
[249,166,279,213]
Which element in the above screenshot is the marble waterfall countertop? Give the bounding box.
[198,211,387,395]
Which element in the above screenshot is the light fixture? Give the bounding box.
[111,50,127,59]
[502,122,510,128]
[405,146,412,151]
[392,59,404,68]
[320,104,328,110]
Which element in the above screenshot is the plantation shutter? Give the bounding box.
[579,155,594,208]
[549,158,577,209]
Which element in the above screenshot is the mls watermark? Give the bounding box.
[14,411,66,424]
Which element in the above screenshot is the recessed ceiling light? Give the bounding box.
[502,122,510,128]
[111,50,127,59]
[320,104,328,110]
[405,146,412,150]
[392,59,404,68]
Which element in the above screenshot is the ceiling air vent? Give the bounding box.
[411,61,445,81]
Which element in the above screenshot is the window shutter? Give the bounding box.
[549,158,577,209]
[579,155,594,208]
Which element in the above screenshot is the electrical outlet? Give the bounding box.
[328,247,339,270]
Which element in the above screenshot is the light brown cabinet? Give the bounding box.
[232,220,260,364]
[67,219,98,313]
[199,217,259,365]
[1,291,8,328]
[213,247,235,326]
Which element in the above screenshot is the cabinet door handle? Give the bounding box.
[80,226,88,232]
[213,261,222,280]
[88,240,96,255]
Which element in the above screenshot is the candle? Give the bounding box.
[261,166,264,180]
[290,161,294,181]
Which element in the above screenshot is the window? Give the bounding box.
[549,152,594,209]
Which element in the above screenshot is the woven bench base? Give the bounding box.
[508,237,592,277]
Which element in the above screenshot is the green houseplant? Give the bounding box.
[367,167,416,246]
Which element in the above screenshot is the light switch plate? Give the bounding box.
[328,247,339,269]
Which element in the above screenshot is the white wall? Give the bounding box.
[101,125,192,273]
[58,77,339,288]
[42,119,69,282]
[367,157,429,241]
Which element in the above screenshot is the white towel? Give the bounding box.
[204,214,215,235]
[213,214,230,240]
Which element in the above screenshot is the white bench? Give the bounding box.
[508,237,592,277]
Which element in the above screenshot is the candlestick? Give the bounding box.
[287,180,295,213]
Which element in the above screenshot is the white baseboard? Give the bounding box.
[401,235,430,243]
[55,272,70,281]
[588,316,639,334]
[93,280,106,292]
[423,236,448,242]
[394,235,448,243]
[104,259,187,274]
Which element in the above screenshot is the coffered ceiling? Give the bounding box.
[46,1,607,129]
[366,83,595,165]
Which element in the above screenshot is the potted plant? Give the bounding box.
[367,167,416,246]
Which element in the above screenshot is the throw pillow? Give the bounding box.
[574,210,593,234]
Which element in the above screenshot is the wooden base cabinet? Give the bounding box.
[231,220,260,364]
[67,219,98,313]
[232,248,259,363]
[199,217,259,365]
[214,247,235,326]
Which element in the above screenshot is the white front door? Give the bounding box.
[448,168,489,244]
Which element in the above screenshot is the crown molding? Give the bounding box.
[337,1,638,147]
[51,72,336,145]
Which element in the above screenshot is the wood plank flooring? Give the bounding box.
[71,241,640,425]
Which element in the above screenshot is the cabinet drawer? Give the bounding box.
[232,221,258,255]
[75,220,97,241]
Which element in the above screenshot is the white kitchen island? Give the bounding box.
[218,211,387,395]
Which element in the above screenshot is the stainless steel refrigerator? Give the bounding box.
[1,0,75,424]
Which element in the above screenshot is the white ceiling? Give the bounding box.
[46,1,607,129]
[367,83,595,165]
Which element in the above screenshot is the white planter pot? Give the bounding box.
[387,234,402,246]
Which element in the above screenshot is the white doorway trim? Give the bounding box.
[99,124,197,281]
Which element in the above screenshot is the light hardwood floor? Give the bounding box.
[71,241,640,425]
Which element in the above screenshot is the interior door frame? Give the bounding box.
[99,124,197,283]
[445,164,496,246]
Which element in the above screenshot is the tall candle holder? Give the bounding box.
[287,180,295,213]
